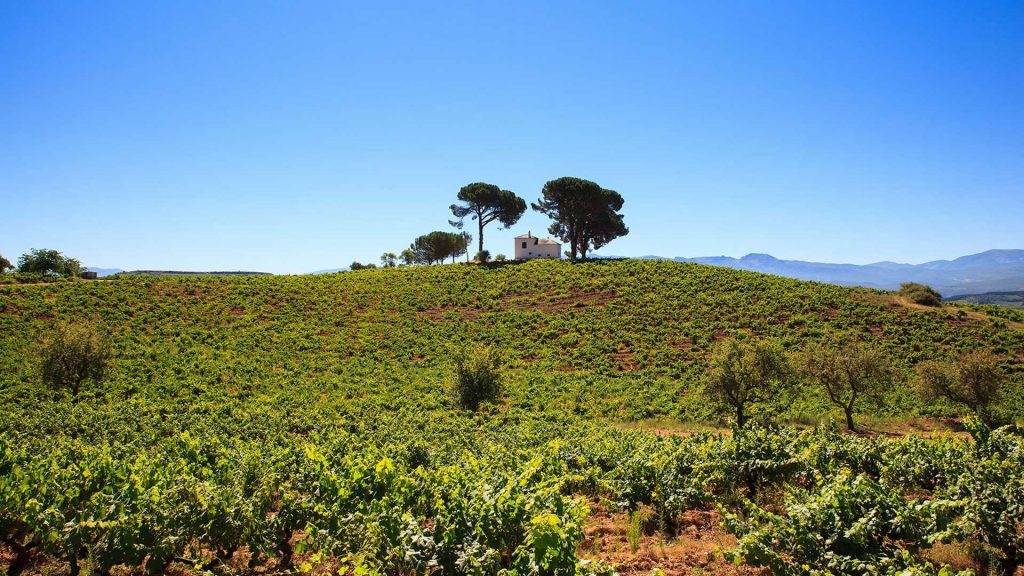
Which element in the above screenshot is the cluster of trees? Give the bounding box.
[355,177,629,269]
[353,232,474,270]
[0,248,84,277]
[704,337,1008,431]
[532,177,628,260]
[408,230,473,265]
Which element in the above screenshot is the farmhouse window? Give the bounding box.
[522,241,527,248]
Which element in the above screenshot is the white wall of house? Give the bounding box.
[514,233,562,259]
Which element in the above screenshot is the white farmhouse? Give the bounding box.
[514,232,562,260]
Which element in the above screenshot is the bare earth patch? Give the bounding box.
[580,503,766,576]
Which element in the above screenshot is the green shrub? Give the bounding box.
[451,347,502,410]
[40,322,112,396]
[899,283,942,306]
[494,253,507,261]
[475,250,491,263]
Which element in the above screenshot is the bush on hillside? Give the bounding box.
[899,283,942,306]
[451,347,502,410]
[40,322,112,397]
[475,250,491,262]
[494,253,507,262]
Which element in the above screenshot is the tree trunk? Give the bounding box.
[7,541,34,576]
[478,220,485,255]
[996,551,1018,576]
[844,405,856,431]
[277,540,293,569]
[735,404,746,428]
[567,222,577,260]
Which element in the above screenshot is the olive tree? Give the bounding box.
[915,350,1004,422]
[0,253,13,273]
[796,341,892,431]
[40,323,112,396]
[703,338,792,428]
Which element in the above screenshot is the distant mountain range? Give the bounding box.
[87,268,124,277]
[627,249,1024,297]
[95,248,1024,298]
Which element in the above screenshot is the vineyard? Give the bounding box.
[2,259,1024,575]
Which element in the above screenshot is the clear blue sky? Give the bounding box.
[1,1,1021,274]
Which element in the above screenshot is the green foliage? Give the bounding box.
[39,322,112,396]
[703,338,792,428]
[0,259,1022,574]
[449,182,526,254]
[17,247,83,277]
[0,253,12,273]
[410,230,467,264]
[626,509,644,551]
[531,177,628,259]
[380,252,398,267]
[494,253,507,261]
[797,341,892,430]
[724,470,959,575]
[916,351,1005,422]
[475,249,491,262]
[351,261,377,270]
[901,283,943,307]
[451,347,502,410]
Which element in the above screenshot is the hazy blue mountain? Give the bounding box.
[87,267,124,277]
[665,249,1024,296]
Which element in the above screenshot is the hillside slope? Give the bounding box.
[2,259,1021,422]
[3,259,1024,576]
